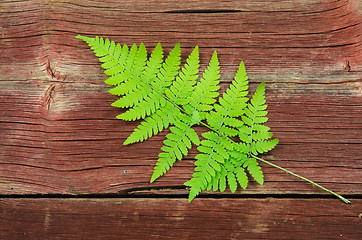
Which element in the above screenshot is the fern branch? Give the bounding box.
[150,114,200,183]
[185,132,232,202]
[123,102,179,145]
[112,43,163,109]
[124,45,199,144]
[119,43,181,121]
[186,51,220,118]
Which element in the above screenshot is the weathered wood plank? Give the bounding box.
[0,81,360,195]
[0,0,361,195]
[0,198,361,239]
[1,0,361,77]
[0,81,362,194]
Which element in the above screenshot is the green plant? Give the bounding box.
[76,35,350,203]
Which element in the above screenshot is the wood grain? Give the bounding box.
[0,0,361,197]
[0,84,361,195]
[0,198,361,239]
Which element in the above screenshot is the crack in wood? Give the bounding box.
[0,192,360,200]
[344,60,352,72]
[41,83,57,114]
[46,59,68,81]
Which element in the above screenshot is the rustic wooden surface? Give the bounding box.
[0,0,361,238]
[1,198,361,240]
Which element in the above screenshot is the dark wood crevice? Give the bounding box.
[0,192,361,200]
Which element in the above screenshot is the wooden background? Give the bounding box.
[0,0,361,239]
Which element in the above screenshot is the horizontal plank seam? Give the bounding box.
[0,193,360,200]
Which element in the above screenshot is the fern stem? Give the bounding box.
[251,154,351,204]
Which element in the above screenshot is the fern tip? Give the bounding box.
[187,192,197,202]
[123,138,134,145]
[239,61,245,69]
[150,174,158,183]
[75,35,91,41]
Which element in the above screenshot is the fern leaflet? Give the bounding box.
[123,45,199,145]
[150,113,200,182]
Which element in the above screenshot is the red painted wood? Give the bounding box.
[0,0,361,196]
[0,198,361,239]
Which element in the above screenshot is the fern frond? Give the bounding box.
[111,43,164,109]
[123,46,200,144]
[76,36,147,88]
[185,131,232,202]
[165,46,200,105]
[187,51,220,118]
[78,36,352,204]
[238,81,279,156]
[108,43,147,93]
[206,61,249,133]
[123,102,180,145]
[150,114,200,183]
[243,157,264,185]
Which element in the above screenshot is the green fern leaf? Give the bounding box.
[77,37,281,202]
[150,114,200,183]
[124,46,200,144]
[238,81,279,155]
[243,157,264,185]
[187,51,220,117]
[77,37,350,204]
[123,102,179,145]
[108,43,147,93]
[111,43,164,109]
[185,131,231,202]
[165,46,199,105]
[234,167,248,189]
